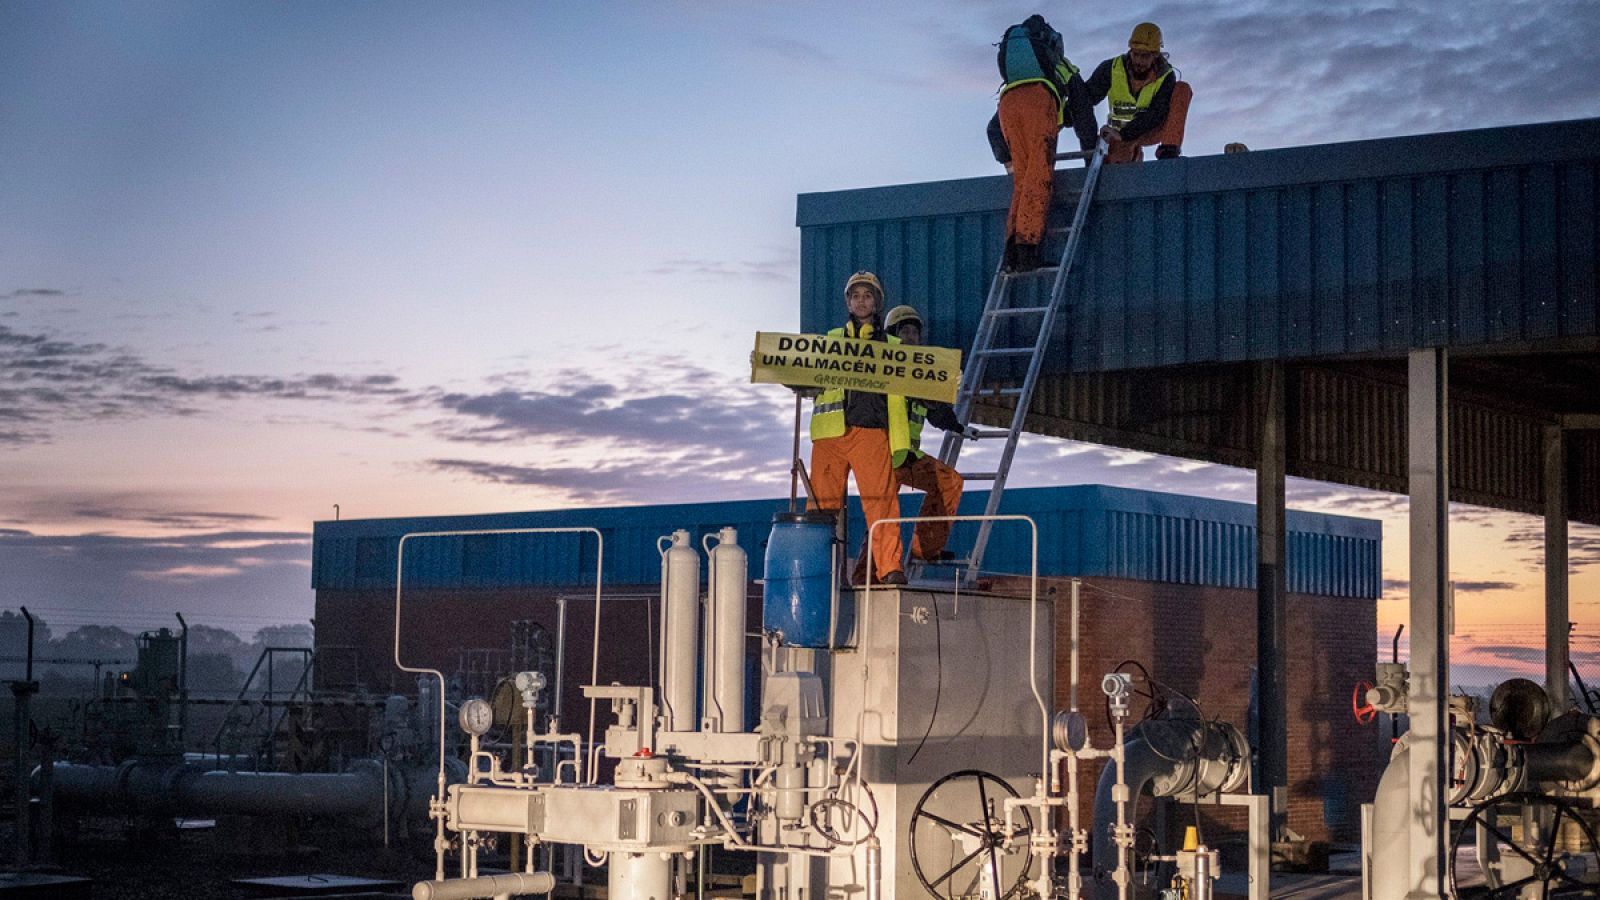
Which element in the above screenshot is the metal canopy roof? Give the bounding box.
[795,118,1600,525]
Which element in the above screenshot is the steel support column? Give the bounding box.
[1255,362,1289,839]
[1545,425,1569,709]
[1406,348,1449,898]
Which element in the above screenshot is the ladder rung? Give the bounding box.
[962,472,999,481]
[1046,225,1073,234]
[965,386,1026,398]
[1054,150,1093,161]
[988,306,1050,317]
[1001,266,1060,278]
[978,347,1035,357]
[970,429,1011,439]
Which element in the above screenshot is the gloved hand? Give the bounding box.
[963,425,982,440]
[1099,124,1122,143]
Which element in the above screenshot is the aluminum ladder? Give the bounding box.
[935,140,1107,581]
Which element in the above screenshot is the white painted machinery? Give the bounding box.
[1365,675,1600,899]
[398,517,1262,900]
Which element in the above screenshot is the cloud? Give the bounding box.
[750,36,836,66]
[1,289,66,300]
[228,309,329,334]
[883,0,1600,156]
[1461,643,1600,671]
[427,454,789,506]
[0,323,414,445]
[0,528,314,634]
[414,355,803,503]
[1452,580,1518,594]
[425,358,789,453]
[61,506,273,528]
[1504,523,1600,574]
[647,256,797,283]
[1134,0,1600,150]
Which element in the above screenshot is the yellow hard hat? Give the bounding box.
[1129,22,1163,52]
[884,305,923,333]
[843,271,884,304]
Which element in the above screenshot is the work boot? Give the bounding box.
[917,550,957,563]
[1008,243,1041,272]
[1155,144,1181,160]
[879,570,908,586]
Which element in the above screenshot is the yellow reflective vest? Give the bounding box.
[906,400,931,459]
[1107,56,1170,129]
[809,324,914,466]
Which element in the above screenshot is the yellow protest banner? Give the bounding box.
[750,332,961,405]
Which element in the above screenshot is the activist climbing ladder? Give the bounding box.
[936,139,1109,583]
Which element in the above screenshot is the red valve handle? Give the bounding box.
[1352,681,1378,725]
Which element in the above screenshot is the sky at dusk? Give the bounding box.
[4,1,1600,687]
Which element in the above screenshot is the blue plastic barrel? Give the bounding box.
[763,511,851,648]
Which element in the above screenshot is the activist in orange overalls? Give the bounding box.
[806,272,910,586]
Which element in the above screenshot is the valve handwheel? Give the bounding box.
[909,769,1034,900]
[1352,681,1378,725]
[1450,792,1600,898]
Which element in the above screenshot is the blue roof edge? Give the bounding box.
[796,117,1600,227]
[313,483,1379,542]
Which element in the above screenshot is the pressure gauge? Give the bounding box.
[459,697,494,736]
[513,671,546,694]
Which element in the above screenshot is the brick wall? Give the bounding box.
[315,585,760,732]
[1039,575,1381,845]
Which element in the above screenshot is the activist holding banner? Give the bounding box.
[808,271,910,586]
[849,304,976,583]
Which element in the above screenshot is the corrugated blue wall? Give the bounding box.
[797,119,1600,373]
[312,485,1380,598]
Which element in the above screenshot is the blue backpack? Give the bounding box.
[997,15,1067,88]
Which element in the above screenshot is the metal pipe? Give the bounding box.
[175,612,189,744]
[12,605,37,867]
[1369,741,1410,900]
[50,759,443,820]
[1193,850,1213,900]
[412,872,556,900]
[1114,720,1130,900]
[22,606,34,681]
[1070,579,1080,713]
[1091,721,1249,898]
[865,837,882,900]
[554,596,568,730]
[1066,749,1083,900]
[394,527,603,880]
[610,852,671,900]
[1523,738,1598,785]
[790,393,802,512]
[1545,425,1570,709]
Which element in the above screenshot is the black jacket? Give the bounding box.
[840,319,890,430]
